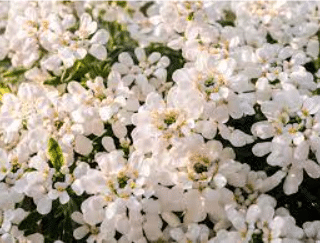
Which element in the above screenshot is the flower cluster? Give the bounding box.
[1,1,320,243]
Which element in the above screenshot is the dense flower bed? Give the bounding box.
[1,1,320,242]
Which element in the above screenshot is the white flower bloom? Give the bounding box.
[77,13,97,39]
[2,2,320,242]
[48,182,70,204]
[71,211,91,240]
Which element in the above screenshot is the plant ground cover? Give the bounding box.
[1,1,320,243]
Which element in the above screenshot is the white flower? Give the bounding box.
[71,162,90,196]
[48,182,70,204]
[219,124,254,147]
[81,196,107,225]
[77,13,97,39]
[71,211,91,240]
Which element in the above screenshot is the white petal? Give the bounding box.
[76,48,87,60]
[48,189,59,200]
[71,211,85,224]
[143,215,163,241]
[246,205,261,223]
[112,121,127,139]
[59,191,70,204]
[0,36,8,60]
[112,63,129,74]
[283,167,303,195]
[252,142,271,157]
[148,52,161,64]
[26,233,44,243]
[99,106,113,121]
[116,216,130,234]
[74,225,90,240]
[170,228,185,241]
[119,52,134,66]
[68,81,87,95]
[213,174,227,189]
[251,121,274,139]
[212,105,229,123]
[304,160,320,178]
[37,197,52,215]
[83,208,105,225]
[294,141,309,161]
[153,68,167,81]
[91,29,109,45]
[260,170,286,193]
[91,119,105,137]
[269,216,284,238]
[71,180,84,196]
[184,189,206,223]
[125,97,140,111]
[59,47,75,68]
[102,136,116,152]
[202,121,217,139]
[307,39,319,58]
[75,135,93,156]
[161,212,181,227]
[134,47,146,62]
[230,130,253,147]
[89,44,107,60]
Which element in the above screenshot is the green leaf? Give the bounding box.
[140,2,154,17]
[312,87,320,95]
[43,77,61,86]
[0,85,10,101]
[217,10,236,27]
[18,210,42,233]
[47,138,65,171]
[266,32,277,44]
[187,12,194,21]
[269,78,280,85]
[2,68,26,77]
[249,232,264,243]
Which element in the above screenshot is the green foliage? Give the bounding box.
[140,1,154,16]
[187,12,194,21]
[217,10,236,27]
[249,233,263,243]
[44,55,110,87]
[47,138,65,172]
[19,210,43,236]
[41,199,78,242]
[0,58,27,86]
[0,82,10,102]
[117,174,130,188]
[105,21,138,51]
[44,21,139,87]
[269,79,280,85]
[266,32,278,44]
[20,199,81,243]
